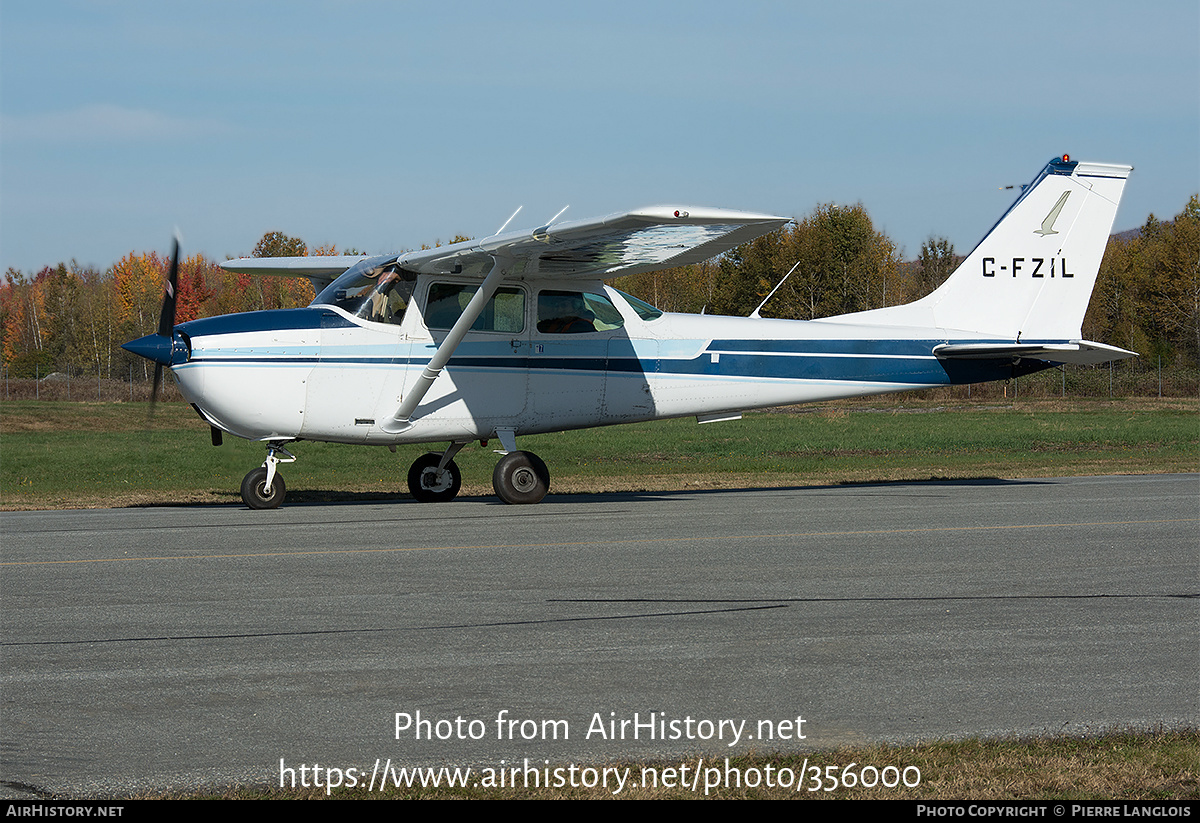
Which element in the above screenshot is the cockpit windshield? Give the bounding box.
[311,256,416,326]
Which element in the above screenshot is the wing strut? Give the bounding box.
[380,255,512,434]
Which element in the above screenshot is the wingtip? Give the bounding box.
[629,205,790,224]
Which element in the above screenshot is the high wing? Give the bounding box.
[394,206,790,279]
[220,206,789,284]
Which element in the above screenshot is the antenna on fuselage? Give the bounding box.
[493,206,523,236]
[749,259,801,319]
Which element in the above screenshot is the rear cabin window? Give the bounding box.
[424,284,526,333]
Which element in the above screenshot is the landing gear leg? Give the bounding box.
[407,442,465,503]
[492,451,550,505]
[241,442,296,509]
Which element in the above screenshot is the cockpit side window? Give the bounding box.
[425,284,526,333]
[536,290,625,334]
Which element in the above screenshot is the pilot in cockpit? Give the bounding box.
[366,268,411,325]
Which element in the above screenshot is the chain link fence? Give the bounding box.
[921,357,1197,402]
[1,364,185,402]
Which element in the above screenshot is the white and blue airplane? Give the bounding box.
[124,155,1133,509]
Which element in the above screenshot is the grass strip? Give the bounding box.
[2,398,1195,510]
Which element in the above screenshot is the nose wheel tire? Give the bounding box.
[407,453,462,503]
[241,467,286,509]
[492,451,550,505]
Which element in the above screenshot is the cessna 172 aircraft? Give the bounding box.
[124,155,1133,509]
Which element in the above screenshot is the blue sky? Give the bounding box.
[2,1,1197,275]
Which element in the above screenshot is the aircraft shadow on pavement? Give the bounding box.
[131,475,1055,509]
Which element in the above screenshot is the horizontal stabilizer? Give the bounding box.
[933,340,1137,365]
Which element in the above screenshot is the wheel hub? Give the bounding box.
[421,468,451,492]
[511,467,538,493]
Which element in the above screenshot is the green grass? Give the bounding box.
[1,398,1196,509]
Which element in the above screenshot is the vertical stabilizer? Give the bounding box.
[831,157,1131,341]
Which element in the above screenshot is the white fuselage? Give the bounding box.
[171,278,1018,446]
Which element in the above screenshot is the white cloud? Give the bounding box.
[1,104,232,142]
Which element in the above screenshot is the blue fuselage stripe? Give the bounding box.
[182,340,1037,386]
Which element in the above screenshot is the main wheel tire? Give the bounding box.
[241,467,286,509]
[492,451,550,505]
[407,453,462,503]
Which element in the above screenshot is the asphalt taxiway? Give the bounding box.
[2,474,1196,797]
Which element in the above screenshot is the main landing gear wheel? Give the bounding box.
[241,467,286,509]
[492,451,550,505]
[407,453,462,503]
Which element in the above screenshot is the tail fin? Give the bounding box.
[836,156,1132,345]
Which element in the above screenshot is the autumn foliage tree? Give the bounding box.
[2,200,1197,382]
[248,231,316,309]
[613,202,902,321]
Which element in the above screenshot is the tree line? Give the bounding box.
[610,196,1199,368]
[3,195,1197,381]
[1,233,326,380]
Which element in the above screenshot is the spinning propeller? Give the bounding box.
[120,235,185,413]
[151,237,181,409]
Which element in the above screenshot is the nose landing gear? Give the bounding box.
[241,443,296,509]
[407,443,465,503]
